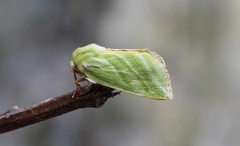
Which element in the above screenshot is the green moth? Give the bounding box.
[70,44,173,100]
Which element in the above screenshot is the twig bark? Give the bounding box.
[0,84,119,134]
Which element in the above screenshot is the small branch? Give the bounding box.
[0,84,119,134]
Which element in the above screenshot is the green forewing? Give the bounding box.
[71,44,173,100]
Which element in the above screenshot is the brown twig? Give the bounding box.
[0,84,119,134]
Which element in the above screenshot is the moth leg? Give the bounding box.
[72,69,86,98]
[104,87,117,98]
[108,89,121,98]
[74,77,86,84]
[96,85,121,98]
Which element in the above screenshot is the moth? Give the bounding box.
[70,44,173,100]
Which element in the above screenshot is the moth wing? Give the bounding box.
[82,49,173,100]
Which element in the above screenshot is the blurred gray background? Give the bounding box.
[0,0,239,146]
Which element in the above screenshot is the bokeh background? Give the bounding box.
[0,0,240,146]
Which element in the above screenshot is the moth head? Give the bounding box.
[71,44,105,69]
